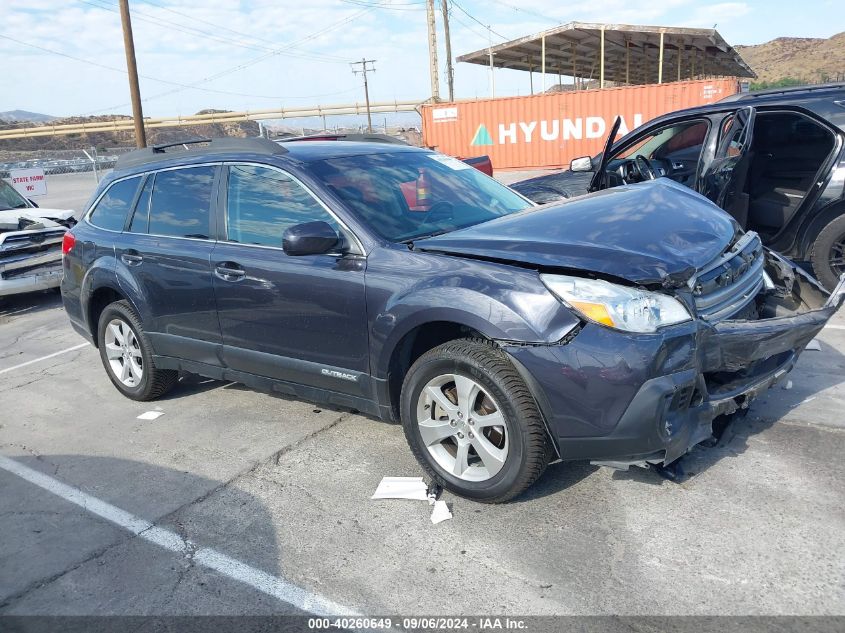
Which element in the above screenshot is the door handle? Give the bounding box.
[121,251,143,266]
[214,262,246,282]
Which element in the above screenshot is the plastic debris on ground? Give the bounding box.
[371,477,453,524]
[783,380,793,390]
[370,476,429,500]
[806,339,822,351]
[430,499,453,524]
[137,411,165,420]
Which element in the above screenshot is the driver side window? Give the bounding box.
[618,120,709,162]
[225,164,341,248]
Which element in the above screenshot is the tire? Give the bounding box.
[810,215,845,291]
[400,338,551,503]
[96,300,178,401]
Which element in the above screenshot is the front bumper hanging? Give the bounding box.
[504,264,844,468]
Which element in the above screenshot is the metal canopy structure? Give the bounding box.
[456,22,756,91]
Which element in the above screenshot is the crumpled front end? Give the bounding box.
[503,243,844,467]
[0,222,68,297]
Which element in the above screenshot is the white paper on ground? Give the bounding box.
[371,476,430,500]
[806,339,822,351]
[137,411,164,420]
[430,499,453,524]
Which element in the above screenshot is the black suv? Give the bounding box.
[61,138,844,502]
[512,83,845,290]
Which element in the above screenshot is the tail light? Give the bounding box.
[62,231,76,256]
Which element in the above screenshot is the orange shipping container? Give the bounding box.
[421,79,738,170]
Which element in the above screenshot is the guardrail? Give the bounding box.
[0,100,424,140]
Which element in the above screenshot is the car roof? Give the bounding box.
[648,83,845,129]
[111,138,427,177]
[281,140,424,161]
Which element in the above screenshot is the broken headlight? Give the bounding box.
[540,274,692,333]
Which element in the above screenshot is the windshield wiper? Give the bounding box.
[400,229,450,247]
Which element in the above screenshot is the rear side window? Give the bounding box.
[225,164,339,247]
[128,176,153,233]
[88,177,141,231]
[148,166,215,239]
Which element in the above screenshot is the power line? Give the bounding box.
[340,0,426,10]
[0,34,352,101]
[486,0,559,24]
[135,0,316,49]
[80,6,380,113]
[77,0,351,64]
[450,1,509,41]
[448,11,496,42]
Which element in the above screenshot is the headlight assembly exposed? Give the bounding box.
[540,274,691,333]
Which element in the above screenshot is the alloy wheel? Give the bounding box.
[416,373,509,482]
[830,237,845,278]
[103,318,144,387]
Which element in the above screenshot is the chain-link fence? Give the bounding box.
[0,147,135,181]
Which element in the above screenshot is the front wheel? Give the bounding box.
[400,339,551,503]
[811,215,845,291]
[97,300,178,401]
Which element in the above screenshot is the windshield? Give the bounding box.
[306,151,532,242]
[617,122,707,160]
[0,178,30,210]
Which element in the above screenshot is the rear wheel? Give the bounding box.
[811,215,845,290]
[97,300,178,401]
[400,339,551,503]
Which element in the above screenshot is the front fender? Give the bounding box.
[367,249,581,379]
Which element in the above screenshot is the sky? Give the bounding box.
[0,0,843,122]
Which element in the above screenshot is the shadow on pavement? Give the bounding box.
[0,455,299,615]
[0,289,63,321]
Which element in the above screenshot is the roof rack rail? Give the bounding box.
[276,132,409,146]
[724,82,845,102]
[115,136,287,170]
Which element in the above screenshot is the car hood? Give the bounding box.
[0,208,75,231]
[417,179,739,286]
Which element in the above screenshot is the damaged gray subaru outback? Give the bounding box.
[61,138,845,502]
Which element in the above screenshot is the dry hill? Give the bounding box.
[737,32,845,84]
[0,111,259,155]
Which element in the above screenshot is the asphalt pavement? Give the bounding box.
[1,168,844,618]
[1,290,844,616]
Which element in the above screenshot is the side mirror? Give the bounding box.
[570,156,593,172]
[282,221,340,256]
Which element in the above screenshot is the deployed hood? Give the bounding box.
[417,179,739,286]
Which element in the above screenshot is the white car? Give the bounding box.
[0,178,76,297]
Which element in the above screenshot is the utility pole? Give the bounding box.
[351,58,376,133]
[118,0,146,148]
[441,0,454,102]
[426,0,440,100]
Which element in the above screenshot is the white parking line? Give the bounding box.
[0,454,357,616]
[825,324,845,331]
[0,342,90,375]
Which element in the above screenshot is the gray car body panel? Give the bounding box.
[61,141,845,471]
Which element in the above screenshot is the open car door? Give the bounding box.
[588,116,623,193]
[698,106,756,227]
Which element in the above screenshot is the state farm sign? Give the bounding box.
[9,168,48,197]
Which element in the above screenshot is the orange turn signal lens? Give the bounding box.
[569,301,615,327]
